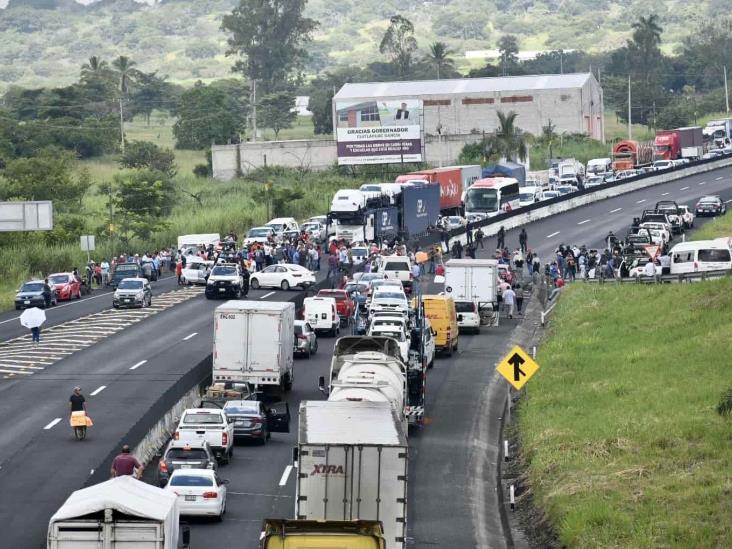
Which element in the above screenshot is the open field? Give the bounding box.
[519,281,732,548]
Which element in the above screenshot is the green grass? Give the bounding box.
[604,112,655,143]
[519,281,732,549]
[691,212,732,241]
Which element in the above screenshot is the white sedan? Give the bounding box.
[164,468,227,520]
[250,264,316,291]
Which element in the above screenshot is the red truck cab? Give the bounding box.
[317,289,355,322]
[654,130,680,161]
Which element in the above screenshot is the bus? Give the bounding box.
[462,177,520,219]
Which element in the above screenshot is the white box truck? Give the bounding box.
[213,300,295,392]
[295,400,408,549]
[47,476,189,549]
[444,259,499,327]
[176,233,220,255]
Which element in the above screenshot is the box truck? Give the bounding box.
[295,400,408,549]
[213,301,295,393]
[654,127,704,161]
[48,476,189,549]
[444,259,499,326]
[177,233,220,255]
[395,167,463,214]
[399,183,441,238]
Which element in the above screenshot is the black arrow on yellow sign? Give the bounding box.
[507,353,526,381]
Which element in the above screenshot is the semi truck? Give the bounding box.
[444,259,499,325]
[47,476,189,549]
[612,140,654,171]
[259,519,385,548]
[212,301,295,393]
[704,118,732,148]
[481,161,526,187]
[654,126,704,161]
[294,400,408,549]
[394,166,469,214]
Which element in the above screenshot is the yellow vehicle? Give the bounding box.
[260,519,385,549]
[417,295,459,356]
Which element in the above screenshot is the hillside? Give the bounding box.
[0,0,724,91]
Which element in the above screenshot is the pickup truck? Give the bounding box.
[317,289,355,325]
[174,408,234,464]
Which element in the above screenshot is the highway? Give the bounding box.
[2,166,732,548]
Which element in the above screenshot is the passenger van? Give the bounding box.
[418,295,459,356]
[303,297,340,336]
[669,240,732,275]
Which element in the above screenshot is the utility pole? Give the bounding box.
[119,97,125,152]
[251,79,258,143]
[559,51,563,74]
[108,182,115,258]
[627,75,632,140]
[724,66,730,114]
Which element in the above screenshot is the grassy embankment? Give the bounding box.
[518,280,732,548]
[0,115,351,310]
[691,210,732,241]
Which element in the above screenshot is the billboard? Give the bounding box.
[335,98,423,165]
[0,201,53,232]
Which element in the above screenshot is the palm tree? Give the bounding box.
[112,55,140,95]
[631,15,662,51]
[426,41,455,79]
[81,55,108,76]
[483,111,528,162]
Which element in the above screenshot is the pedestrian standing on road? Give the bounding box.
[466,221,473,245]
[514,283,524,315]
[475,227,484,248]
[503,285,516,319]
[111,445,143,479]
[175,258,183,285]
[31,325,41,344]
[69,386,87,419]
[519,228,528,253]
[497,226,505,251]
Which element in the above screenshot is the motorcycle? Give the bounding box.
[70,411,92,440]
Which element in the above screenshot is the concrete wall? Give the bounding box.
[212,133,484,179]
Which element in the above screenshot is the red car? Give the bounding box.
[317,289,355,323]
[48,272,81,301]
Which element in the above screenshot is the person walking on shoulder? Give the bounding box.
[111,444,143,479]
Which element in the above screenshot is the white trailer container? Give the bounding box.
[296,400,408,549]
[213,300,295,392]
[444,259,499,308]
[176,233,220,254]
[47,476,186,549]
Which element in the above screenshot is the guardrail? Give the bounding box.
[583,269,731,284]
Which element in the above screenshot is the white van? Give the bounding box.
[670,240,732,275]
[265,217,299,237]
[330,189,366,213]
[374,255,413,293]
[586,158,612,176]
[182,256,213,285]
[303,297,340,336]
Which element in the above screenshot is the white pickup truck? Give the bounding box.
[174,408,234,464]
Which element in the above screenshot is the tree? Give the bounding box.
[119,140,177,176]
[425,42,455,80]
[379,15,418,79]
[258,92,297,140]
[81,56,110,81]
[483,111,528,162]
[682,19,732,91]
[172,80,248,149]
[498,35,519,76]
[221,0,318,95]
[129,71,179,126]
[113,169,176,241]
[112,55,140,95]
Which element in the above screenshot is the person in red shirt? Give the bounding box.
[111,445,143,478]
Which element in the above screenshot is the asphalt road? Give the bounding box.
[2,166,732,548]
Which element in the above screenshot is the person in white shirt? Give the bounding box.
[659,253,671,275]
[644,260,656,278]
[503,286,516,319]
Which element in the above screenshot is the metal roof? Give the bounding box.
[299,400,407,446]
[334,73,592,100]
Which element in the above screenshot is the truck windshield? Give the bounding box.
[465,188,498,213]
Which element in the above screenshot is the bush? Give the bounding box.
[119,140,177,176]
[193,164,210,178]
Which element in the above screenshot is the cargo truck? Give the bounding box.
[704,118,732,148]
[294,400,408,549]
[399,183,441,238]
[612,140,654,171]
[654,126,704,161]
[444,259,499,325]
[481,161,526,187]
[48,476,190,549]
[394,166,464,214]
[259,519,385,549]
[212,301,295,393]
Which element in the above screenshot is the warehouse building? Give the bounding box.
[332,73,604,142]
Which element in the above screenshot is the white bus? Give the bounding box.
[462,177,521,219]
[670,240,732,275]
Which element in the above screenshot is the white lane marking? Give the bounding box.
[636,199,646,204]
[715,176,724,181]
[43,418,62,430]
[610,207,623,213]
[227,491,293,498]
[130,360,147,370]
[182,332,198,341]
[90,385,107,396]
[546,231,560,238]
[699,181,706,185]
[260,291,276,299]
[661,192,669,196]
[279,465,293,486]
[0,291,113,325]
[577,219,590,225]
[680,186,689,190]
